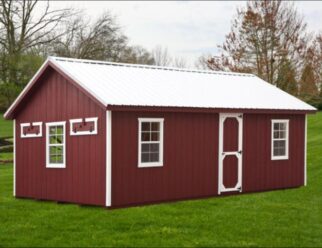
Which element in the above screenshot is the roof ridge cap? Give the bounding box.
[50,56,255,77]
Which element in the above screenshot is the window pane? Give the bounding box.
[56,155,63,164]
[151,122,160,131]
[141,132,150,141]
[274,140,286,156]
[273,131,279,139]
[151,132,159,141]
[142,144,150,152]
[273,123,279,131]
[142,122,150,131]
[279,130,286,139]
[50,146,57,155]
[49,126,56,135]
[280,123,286,131]
[150,143,159,152]
[141,153,150,162]
[56,126,63,135]
[150,152,159,162]
[50,155,56,163]
[50,135,63,144]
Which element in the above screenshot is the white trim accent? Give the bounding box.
[304,115,307,186]
[138,118,164,168]
[4,59,50,119]
[13,119,16,197]
[106,111,112,207]
[20,122,42,138]
[218,113,243,194]
[45,121,66,168]
[70,117,98,136]
[271,119,289,160]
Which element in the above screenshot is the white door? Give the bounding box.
[218,113,243,194]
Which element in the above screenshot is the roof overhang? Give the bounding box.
[106,104,317,115]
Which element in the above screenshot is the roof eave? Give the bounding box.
[106,104,317,115]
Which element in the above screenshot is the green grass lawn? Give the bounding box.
[0,114,12,138]
[0,113,321,247]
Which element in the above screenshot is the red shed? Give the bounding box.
[4,57,316,208]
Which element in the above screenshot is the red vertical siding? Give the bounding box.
[111,111,219,207]
[15,67,106,206]
[112,111,305,207]
[243,113,305,192]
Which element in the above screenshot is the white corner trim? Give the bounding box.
[70,117,98,136]
[45,121,66,169]
[304,114,307,186]
[13,119,16,197]
[271,119,289,160]
[20,122,43,138]
[106,111,112,207]
[137,118,164,168]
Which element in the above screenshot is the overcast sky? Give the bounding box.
[41,1,322,66]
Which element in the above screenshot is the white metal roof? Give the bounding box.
[49,57,315,111]
[4,56,316,119]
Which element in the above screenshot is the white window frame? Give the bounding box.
[20,122,42,138]
[70,117,98,136]
[271,119,289,160]
[46,121,66,168]
[138,118,164,168]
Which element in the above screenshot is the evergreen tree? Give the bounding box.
[300,64,318,97]
[276,57,297,95]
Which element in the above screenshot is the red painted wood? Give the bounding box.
[242,114,305,192]
[111,111,306,207]
[111,111,219,207]
[223,155,238,189]
[223,117,239,152]
[15,68,106,206]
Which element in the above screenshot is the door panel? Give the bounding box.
[218,113,243,194]
[223,117,239,152]
[222,155,239,189]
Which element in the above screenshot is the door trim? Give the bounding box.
[218,113,243,194]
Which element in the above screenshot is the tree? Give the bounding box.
[300,63,318,97]
[120,46,155,65]
[151,45,172,66]
[51,12,128,62]
[204,1,309,87]
[276,57,297,95]
[0,0,73,107]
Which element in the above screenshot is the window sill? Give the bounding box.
[138,162,163,168]
[271,156,289,161]
[46,164,66,168]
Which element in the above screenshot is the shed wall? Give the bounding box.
[15,67,106,206]
[111,111,305,207]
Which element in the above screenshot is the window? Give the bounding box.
[46,122,66,168]
[271,120,289,160]
[138,118,164,167]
